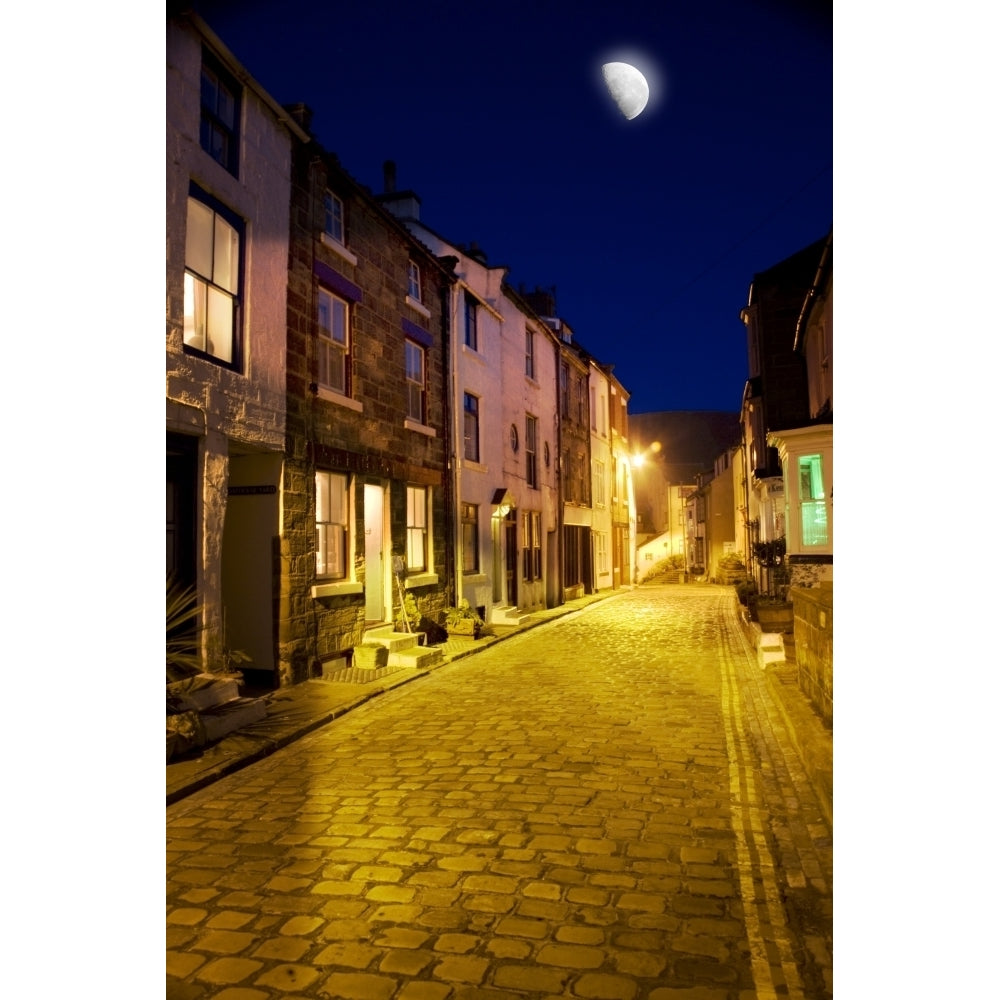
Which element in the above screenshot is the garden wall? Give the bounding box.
[791,581,833,727]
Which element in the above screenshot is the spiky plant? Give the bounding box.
[167,576,204,684]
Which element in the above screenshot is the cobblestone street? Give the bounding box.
[167,585,832,1000]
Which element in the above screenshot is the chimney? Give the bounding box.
[383,160,396,194]
[523,285,557,318]
[468,241,487,264]
[376,161,421,222]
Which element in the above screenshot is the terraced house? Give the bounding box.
[277,122,456,687]
[166,11,309,676]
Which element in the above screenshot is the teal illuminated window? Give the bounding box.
[798,454,829,546]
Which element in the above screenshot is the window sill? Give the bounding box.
[406,295,431,319]
[462,573,489,585]
[317,386,363,412]
[321,232,358,266]
[460,344,487,364]
[404,418,436,437]
[311,580,363,599]
[404,573,439,589]
[462,459,487,473]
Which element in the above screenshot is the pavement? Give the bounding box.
[167,586,832,826]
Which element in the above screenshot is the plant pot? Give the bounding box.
[756,601,794,633]
[446,620,478,637]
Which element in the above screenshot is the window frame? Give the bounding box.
[464,293,479,351]
[199,48,240,176]
[406,485,429,573]
[183,185,244,370]
[407,261,422,302]
[461,502,479,574]
[525,414,538,489]
[317,286,350,396]
[463,392,480,462]
[323,189,345,244]
[522,510,542,582]
[404,339,426,423]
[315,470,349,580]
[525,328,535,379]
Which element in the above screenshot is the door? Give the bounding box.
[504,509,518,608]
[364,483,386,622]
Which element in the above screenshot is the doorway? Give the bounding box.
[364,483,387,623]
[503,509,518,608]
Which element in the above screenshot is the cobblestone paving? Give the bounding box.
[167,585,832,999]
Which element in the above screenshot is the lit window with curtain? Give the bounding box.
[316,471,348,579]
[406,486,428,571]
[184,189,242,366]
[522,510,542,581]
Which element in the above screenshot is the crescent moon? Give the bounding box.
[602,62,649,120]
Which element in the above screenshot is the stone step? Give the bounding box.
[490,606,532,626]
[388,645,443,670]
[361,630,423,653]
[200,696,267,743]
[757,631,786,669]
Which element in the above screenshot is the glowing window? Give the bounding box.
[316,471,348,579]
[798,454,829,547]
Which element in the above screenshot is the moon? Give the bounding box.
[602,62,649,120]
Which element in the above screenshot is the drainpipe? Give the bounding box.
[440,277,456,609]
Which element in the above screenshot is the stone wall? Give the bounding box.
[791,582,832,726]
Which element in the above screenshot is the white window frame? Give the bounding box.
[407,261,421,302]
[317,287,349,395]
[405,339,425,423]
[594,459,606,507]
[406,485,429,573]
[316,470,349,580]
[525,328,535,379]
[461,502,479,574]
[323,189,344,244]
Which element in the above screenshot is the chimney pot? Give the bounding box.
[383,160,396,194]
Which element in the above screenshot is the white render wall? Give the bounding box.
[166,17,294,668]
[166,19,290,450]
[499,293,560,613]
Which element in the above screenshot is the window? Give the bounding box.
[463,393,479,462]
[405,340,425,422]
[798,454,830,546]
[461,503,479,573]
[595,531,609,574]
[407,261,421,302]
[406,486,428,572]
[184,190,242,366]
[323,190,344,244]
[522,510,542,582]
[200,50,240,175]
[317,287,349,394]
[316,471,348,579]
[525,415,538,488]
[464,293,478,350]
[560,362,570,417]
[594,460,606,506]
[525,329,535,379]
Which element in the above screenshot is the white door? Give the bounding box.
[364,483,385,622]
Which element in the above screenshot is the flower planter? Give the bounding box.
[756,601,794,633]
[446,620,478,638]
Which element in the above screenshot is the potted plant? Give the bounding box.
[443,599,484,638]
[749,538,793,632]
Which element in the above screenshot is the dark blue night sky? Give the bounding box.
[188,0,832,414]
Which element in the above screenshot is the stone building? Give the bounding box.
[277,128,455,686]
[166,11,309,675]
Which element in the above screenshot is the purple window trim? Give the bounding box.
[313,259,362,302]
[402,317,433,347]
